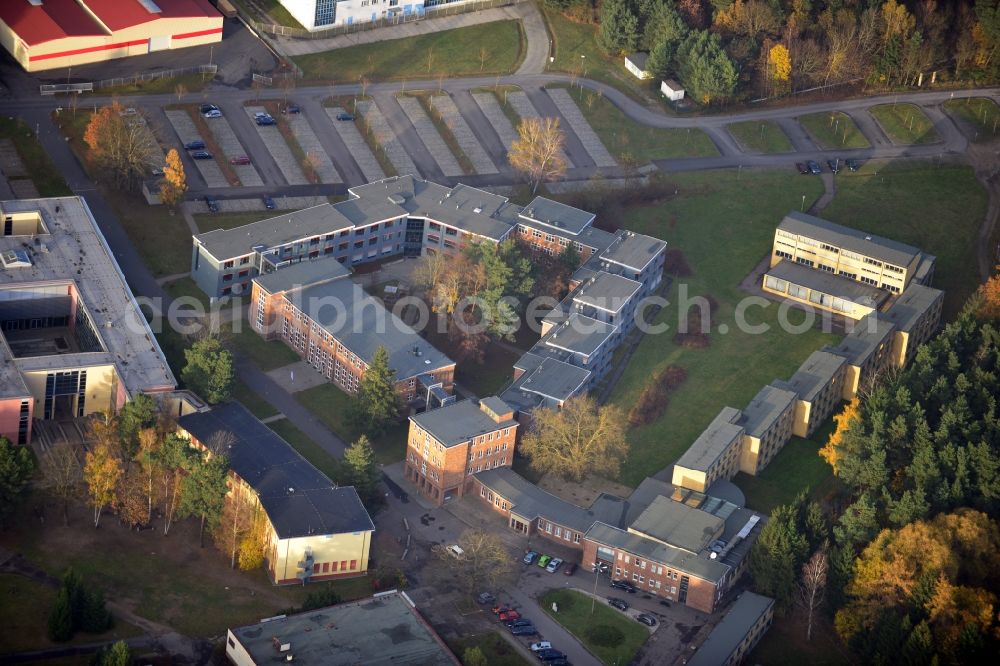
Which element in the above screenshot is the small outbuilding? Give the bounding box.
[661,79,685,101]
[625,52,651,80]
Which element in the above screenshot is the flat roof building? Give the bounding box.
[688,592,775,666]
[672,407,744,493]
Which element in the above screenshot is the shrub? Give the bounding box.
[47,588,74,642]
[628,365,688,426]
[664,249,692,277]
[585,624,625,647]
[301,585,342,611]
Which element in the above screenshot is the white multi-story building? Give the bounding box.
[279,0,476,30]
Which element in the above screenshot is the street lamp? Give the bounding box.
[591,561,602,615]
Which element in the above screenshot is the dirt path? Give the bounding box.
[807,172,837,215]
[966,142,1000,280]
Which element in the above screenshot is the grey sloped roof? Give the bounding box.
[572,271,642,313]
[585,521,732,583]
[827,313,895,367]
[675,407,744,472]
[178,402,374,540]
[510,356,591,403]
[409,400,517,448]
[739,384,796,439]
[195,203,354,259]
[771,350,846,402]
[628,495,725,554]
[881,283,943,332]
[599,231,667,272]
[541,313,616,358]
[290,279,453,380]
[766,259,887,306]
[778,211,922,268]
[519,196,596,235]
[252,257,351,294]
[688,592,775,666]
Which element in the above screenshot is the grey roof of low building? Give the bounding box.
[475,467,628,533]
[827,313,895,367]
[572,271,642,313]
[586,521,732,583]
[687,592,775,666]
[626,52,649,69]
[252,258,351,294]
[881,283,943,333]
[291,279,453,380]
[663,79,683,90]
[675,407,744,472]
[517,218,618,251]
[766,260,888,307]
[628,495,725,553]
[739,384,796,439]
[778,211,923,269]
[771,350,847,402]
[509,356,591,403]
[195,203,354,260]
[598,231,667,272]
[410,400,517,448]
[178,402,374,540]
[519,196,595,236]
[479,395,513,416]
[541,312,616,358]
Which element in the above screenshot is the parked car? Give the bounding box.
[254,111,276,126]
[205,196,219,213]
[530,642,552,652]
[636,613,657,627]
[499,610,521,622]
[200,103,219,114]
[336,112,354,121]
[546,558,563,573]
[522,551,539,565]
[796,162,810,174]
[658,599,671,608]
[537,555,552,569]
[846,158,861,172]
[477,592,496,605]
[608,597,629,611]
[150,166,164,176]
[446,545,464,559]
[263,195,276,210]
[610,580,637,593]
[281,103,302,114]
[563,563,578,576]
[807,160,822,175]
[510,624,538,636]
[827,159,841,173]
[191,150,213,160]
[507,618,532,628]
[492,605,511,615]
[183,140,205,150]
[537,649,566,662]
[549,659,570,666]
[203,109,222,119]
[230,155,251,165]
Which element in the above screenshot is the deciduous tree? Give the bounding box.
[0,436,35,529]
[158,433,193,535]
[83,435,122,528]
[83,101,156,189]
[520,396,628,482]
[40,442,82,526]
[819,398,860,474]
[179,451,230,548]
[509,117,568,194]
[768,43,793,93]
[159,148,187,207]
[975,265,1000,321]
[238,504,269,571]
[117,393,157,462]
[435,529,515,594]
[797,547,828,641]
[181,336,234,404]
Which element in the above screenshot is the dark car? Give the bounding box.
[658,599,671,608]
[510,624,538,636]
[191,150,213,160]
[827,159,841,173]
[230,155,251,165]
[608,597,629,611]
[796,162,809,174]
[637,613,657,627]
[536,649,566,662]
[563,563,578,576]
[281,104,302,114]
[477,592,496,605]
[522,551,539,565]
[205,196,219,213]
[256,116,276,126]
[184,140,205,150]
[506,618,531,628]
[548,660,570,666]
[610,580,637,593]
[263,195,276,210]
[807,160,822,175]
[199,103,219,114]
[846,158,861,172]
[336,112,355,121]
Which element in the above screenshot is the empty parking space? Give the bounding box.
[546,88,617,167]
[428,94,499,175]
[287,113,342,183]
[472,91,519,153]
[244,106,308,185]
[164,109,228,188]
[396,96,464,177]
[357,100,419,177]
[506,91,573,166]
[206,116,263,186]
[325,107,386,183]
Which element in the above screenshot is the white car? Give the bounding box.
[546,557,563,573]
[530,641,552,652]
[203,109,222,119]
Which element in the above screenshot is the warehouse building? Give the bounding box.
[0,0,223,73]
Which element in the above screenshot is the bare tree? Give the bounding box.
[413,251,448,292]
[174,83,187,102]
[796,547,828,641]
[84,101,158,190]
[40,442,83,526]
[434,529,515,594]
[509,117,568,194]
[479,46,490,72]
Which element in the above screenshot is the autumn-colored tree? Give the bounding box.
[40,442,83,526]
[520,396,628,482]
[83,101,156,189]
[159,148,186,207]
[448,309,489,365]
[157,433,193,535]
[135,428,159,525]
[975,265,1000,321]
[434,529,514,594]
[819,398,860,474]
[112,469,147,530]
[768,43,792,93]
[509,117,568,194]
[84,436,122,528]
[714,0,782,40]
[238,504,269,571]
[214,482,251,569]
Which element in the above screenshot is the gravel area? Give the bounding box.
[427,94,498,174]
[287,113,342,183]
[325,107,386,183]
[471,91,519,152]
[357,100,419,177]
[396,96,463,177]
[205,115,263,186]
[505,91,573,166]
[164,109,228,188]
[546,88,618,167]
[244,106,308,186]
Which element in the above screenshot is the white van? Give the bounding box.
[446,544,465,559]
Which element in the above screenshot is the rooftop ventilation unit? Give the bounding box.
[0,249,32,268]
[137,0,162,13]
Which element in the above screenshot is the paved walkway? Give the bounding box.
[547,87,617,166]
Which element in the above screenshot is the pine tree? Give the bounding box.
[0,436,35,529]
[181,337,234,404]
[97,641,131,666]
[47,587,74,642]
[350,346,399,437]
[344,435,380,506]
[80,589,113,633]
[117,393,157,461]
[179,452,230,548]
[750,503,809,610]
[599,0,641,55]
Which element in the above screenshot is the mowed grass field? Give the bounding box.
[727,120,794,153]
[798,111,870,149]
[294,21,523,81]
[0,116,71,197]
[944,97,1000,142]
[540,589,650,665]
[868,103,939,144]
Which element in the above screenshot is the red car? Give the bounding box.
[492,606,511,615]
[499,610,521,622]
[230,155,251,165]
[563,563,578,576]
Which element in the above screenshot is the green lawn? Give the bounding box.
[540,589,650,665]
[735,420,837,513]
[194,210,275,233]
[294,21,523,82]
[231,0,306,30]
[588,170,833,486]
[448,633,531,666]
[798,111,870,149]
[294,383,408,464]
[0,116,71,197]
[232,378,280,419]
[868,103,939,144]
[820,160,986,319]
[727,120,794,153]
[268,419,343,483]
[944,97,1000,142]
[165,276,209,310]
[90,72,211,97]
[553,85,718,162]
[223,323,301,371]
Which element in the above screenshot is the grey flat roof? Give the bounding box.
[881,283,943,332]
[599,231,666,272]
[479,395,512,416]
[519,196,595,235]
[230,592,458,665]
[475,467,627,533]
[511,356,591,403]
[827,313,895,367]
[0,198,174,396]
[572,271,642,313]
[688,592,775,666]
[409,400,517,448]
[253,258,351,294]
[663,79,683,90]
[178,402,374,540]
[586,521,732,583]
[290,279,453,380]
[740,384,796,439]
[772,350,846,402]
[766,260,887,306]
[628,495,724,553]
[0,335,30,399]
[778,211,922,268]
[542,312,616,358]
[196,203,354,260]
[675,407,744,472]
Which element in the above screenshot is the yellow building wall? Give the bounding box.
[739,435,763,475]
[270,530,373,585]
[841,365,861,401]
[790,400,812,439]
[21,364,118,417]
[671,465,708,493]
[761,278,877,321]
[891,330,910,369]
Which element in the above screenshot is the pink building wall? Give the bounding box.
[0,397,31,445]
